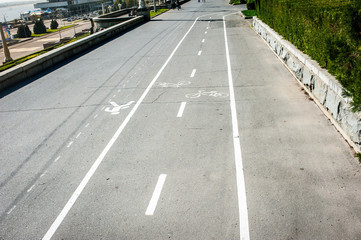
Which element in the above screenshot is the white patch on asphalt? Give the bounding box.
[145,174,167,215]
[177,102,187,118]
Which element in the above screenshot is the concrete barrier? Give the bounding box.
[0,16,144,92]
[252,17,361,152]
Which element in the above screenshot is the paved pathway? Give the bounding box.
[1,1,361,239]
[0,20,91,62]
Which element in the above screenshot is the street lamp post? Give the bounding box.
[0,22,13,63]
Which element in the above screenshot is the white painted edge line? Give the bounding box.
[177,102,187,118]
[190,69,197,78]
[42,15,201,240]
[223,13,250,240]
[198,50,202,56]
[145,174,167,215]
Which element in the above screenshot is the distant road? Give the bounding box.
[1,0,361,239]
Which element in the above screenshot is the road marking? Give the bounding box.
[113,95,116,98]
[7,205,16,215]
[223,13,250,240]
[76,132,82,138]
[27,184,35,192]
[27,184,36,193]
[54,156,61,163]
[40,171,47,178]
[205,31,207,34]
[101,106,105,111]
[67,141,73,148]
[177,102,187,118]
[104,101,135,115]
[202,39,205,43]
[42,15,200,240]
[118,89,121,92]
[206,27,209,30]
[198,50,202,56]
[85,123,90,128]
[94,114,98,119]
[190,69,197,78]
[145,174,167,215]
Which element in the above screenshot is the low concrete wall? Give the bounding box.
[252,17,361,152]
[0,16,144,91]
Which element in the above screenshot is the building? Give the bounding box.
[34,0,113,15]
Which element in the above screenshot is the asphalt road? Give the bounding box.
[1,0,361,239]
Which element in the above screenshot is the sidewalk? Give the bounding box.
[0,20,92,63]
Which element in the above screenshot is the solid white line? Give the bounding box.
[145,174,167,215]
[223,14,250,240]
[27,185,35,193]
[7,205,16,215]
[42,15,201,240]
[198,50,202,56]
[54,156,61,163]
[190,69,197,78]
[40,171,47,178]
[177,102,187,118]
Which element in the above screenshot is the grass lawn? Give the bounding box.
[242,10,257,17]
[150,9,168,18]
[31,25,74,37]
[0,32,90,72]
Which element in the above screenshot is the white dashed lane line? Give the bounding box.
[145,174,167,216]
[177,102,187,118]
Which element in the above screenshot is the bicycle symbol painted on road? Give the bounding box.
[158,81,191,88]
[185,90,229,99]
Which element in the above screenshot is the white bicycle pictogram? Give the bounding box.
[185,90,229,99]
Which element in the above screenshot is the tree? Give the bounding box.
[17,24,31,38]
[33,19,47,34]
[50,19,59,29]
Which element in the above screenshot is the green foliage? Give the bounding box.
[33,19,47,34]
[242,10,257,17]
[150,9,168,18]
[50,19,58,29]
[229,0,246,4]
[0,32,89,72]
[356,152,361,164]
[256,0,361,111]
[17,24,31,38]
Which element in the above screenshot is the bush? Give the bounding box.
[50,19,58,29]
[33,19,47,34]
[17,24,31,38]
[256,0,361,111]
[247,2,255,10]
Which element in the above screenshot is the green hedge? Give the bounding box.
[256,0,361,111]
